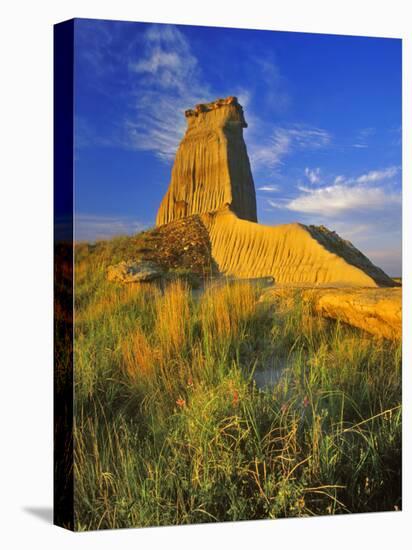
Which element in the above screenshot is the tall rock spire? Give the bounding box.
[156,96,257,226]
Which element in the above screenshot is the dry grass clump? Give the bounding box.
[120,280,261,399]
[122,327,155,385]
[155,280,192,357]
[200,281,259,351]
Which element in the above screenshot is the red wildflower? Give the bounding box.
[176,397,186,408]
[303,396,310,408]
[232,390,239,407]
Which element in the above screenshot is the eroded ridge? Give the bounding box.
[201,209,395,287]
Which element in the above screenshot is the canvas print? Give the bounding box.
[54,18,402,531]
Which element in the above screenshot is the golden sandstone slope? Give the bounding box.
[156,96,396,289]
[201,208,393,287]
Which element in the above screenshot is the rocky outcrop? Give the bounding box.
[107,261,163,283]
[311,288,402,340]
[135,215,217,275]
[262,287,402,340]
[201,208,395,287]
[156,96,257,226]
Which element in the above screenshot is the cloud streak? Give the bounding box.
[249,126,331,171]
[129,25,199,94]
[125,25,213,161]
[286,184,400,216]
[352,127,375,149]
[257,184,280,192]
[355,166,399,184]
[327,166,399,187]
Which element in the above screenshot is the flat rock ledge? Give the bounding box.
[262,287,402,340]
[107,260,163,283]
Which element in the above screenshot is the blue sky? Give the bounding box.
[74,18,402,275]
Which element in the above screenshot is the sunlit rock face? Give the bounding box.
[156,96,257,226]
[262,287,402,340]
[155,96,396,288]
[200,209,396,287]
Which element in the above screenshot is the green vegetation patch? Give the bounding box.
[72,236,402,530]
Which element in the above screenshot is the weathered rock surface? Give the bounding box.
[312,288,402,340]
[263,287,402,340]
[137,215,217,275]
[201,208,395,287]
[155,96,396,289]
[107,260,163,283]
[156,96,257,226]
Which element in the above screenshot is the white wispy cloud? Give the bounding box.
[129,26,198,94]
[286,184,400,216]
[305,167,321,184]
[132,50,184,76]
[248,55,290,113]
[76,23,214,160]
[126,25,261,162]
[352,127,375,148]
[257,184,280,192]
[75,214,147,242]
[125,25,212,161]
[250,125,331,171]
[250,129,290,169]
[355,166,399,184]
[266,199,287,209]
[324,166,399,187]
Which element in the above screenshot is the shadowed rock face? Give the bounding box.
[156,96,257,225]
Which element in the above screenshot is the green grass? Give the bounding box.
[72,239,402,530]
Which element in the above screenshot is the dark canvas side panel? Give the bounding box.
[53,18,74,531]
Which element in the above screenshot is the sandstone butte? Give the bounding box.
[156,96,397,290]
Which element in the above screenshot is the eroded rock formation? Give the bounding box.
[200,208,395,287]
[156,96,396,288]
[156,96,257,225]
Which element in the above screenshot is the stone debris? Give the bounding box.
[107,260,163,283]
